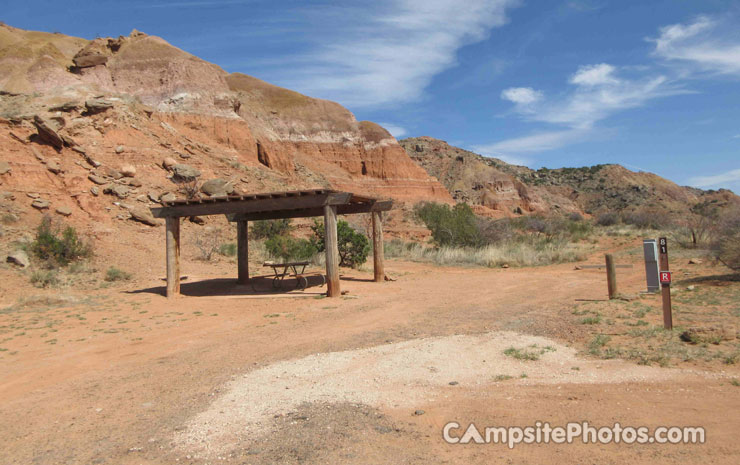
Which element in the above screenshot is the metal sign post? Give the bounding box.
[642,239,660,293]
[658,237,673,330]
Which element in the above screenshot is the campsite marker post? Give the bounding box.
[658,237,673,330]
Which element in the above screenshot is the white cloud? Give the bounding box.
[501,87,543,105]
[379,122,407,138]
[569,63,620,86]
[484,64,680,155]
[473,129,588,158]
[650,15,740,76]
[277,0,520,107]
[535,74,677,129]
[689,168,740,189]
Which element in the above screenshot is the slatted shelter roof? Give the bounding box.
[150,188,393,220]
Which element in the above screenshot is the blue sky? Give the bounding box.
[5,0,740,191]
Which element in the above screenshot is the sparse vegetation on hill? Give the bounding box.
[400,136,738,221]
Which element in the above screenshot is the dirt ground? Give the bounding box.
[1,239,739,464]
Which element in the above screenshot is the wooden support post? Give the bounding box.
[605,253,617,299]
[324,205,340,297]
[165,217,181,298]
[237,219,249,284]
[372,211,384,283]
[658,237,673,330]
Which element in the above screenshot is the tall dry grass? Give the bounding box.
[384,238,589,268]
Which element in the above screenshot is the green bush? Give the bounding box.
[250,219,294,239]
[218,242,237,257]
[105,267,132,282]
[414,202,482,247]
[265,235,318,262]
[30,216,92,267]
[311,219,370,268]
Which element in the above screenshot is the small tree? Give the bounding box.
[414,202,482,247]
[311,219,370,268]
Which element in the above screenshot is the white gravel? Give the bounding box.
[176,331,685,455]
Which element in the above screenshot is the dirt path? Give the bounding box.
[1,250,738,464]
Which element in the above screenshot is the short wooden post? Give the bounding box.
[372,211,384,282]
[237,219,249,284]
[605,254,617,299]
[658,237,673,330]
[165,217,181,298]
[324,205,340,297]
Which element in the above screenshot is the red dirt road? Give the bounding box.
[1,252,738,464]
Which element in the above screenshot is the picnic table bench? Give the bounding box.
[254,261,326,292]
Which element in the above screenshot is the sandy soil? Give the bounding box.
[1,243,739,464]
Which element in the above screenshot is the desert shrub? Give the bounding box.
[250,219,294,240]
[265,235,318,262]
[30,270,60,288]
[31,216,92,267]
[508,215,592,242]
[193,227,222,261]
[176,179,200,200]
[673,200,721,248]
[414,202,483,247]
[1,213,18,224]
[218,242,237,257]
[476,217,515,244]
[621,208,674,230]
[595,212,619,226]
[712,208,740,270]
[105,267,132,282]
[568,212,584,222]
[311,219,370,268]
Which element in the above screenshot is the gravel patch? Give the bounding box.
[177,330,685,456]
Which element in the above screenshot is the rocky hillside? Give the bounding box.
[400,136,738,218]
[0,25,451,233]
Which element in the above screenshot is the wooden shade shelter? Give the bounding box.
[150,189,392,298]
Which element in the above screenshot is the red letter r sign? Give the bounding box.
[659,271,672,284]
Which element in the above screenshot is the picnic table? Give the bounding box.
[255,261,326,292]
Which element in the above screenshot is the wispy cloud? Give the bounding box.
[275,0,520,107]
[689,168,740,189]
[481,63,680,157]
[650,15,740,76]
[568,63,620,86]
[378,122,407,138]
[476,14,740,160]
[473,128,588,158]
